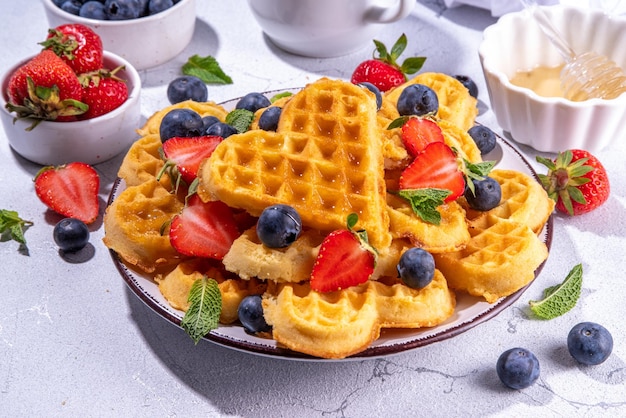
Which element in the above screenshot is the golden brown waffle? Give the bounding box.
[155,258,267,324]
[262,271,455,359]
[137,100,228,137]
[103,179,185,273]
[434,215,548,303]
[198,78,392,251]
[117,134,169,188]
[385,72,478,132]
[464,169,555,234]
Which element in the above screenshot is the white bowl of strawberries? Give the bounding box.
[0,23,141,166]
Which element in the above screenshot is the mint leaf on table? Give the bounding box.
[529,263,583,320]
[181,277,222,344]
[226,109,254,133]
[0,209,33,246]
[397,188,451,225]
[182,55,233,84]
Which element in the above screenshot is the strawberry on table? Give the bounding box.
[351,33,426,92]
[536,149,610,216]
[400,116,445,157]
[40,23,104,74]
[6,50,87,127]
[169,194,241,260]
[159,135,223,185]
[79,67,128,119]
[34,162,100,224]
[310,214,377,293]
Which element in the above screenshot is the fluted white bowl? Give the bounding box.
[42,0,196,70]
[479,5,626,153]
[1,51,141,166]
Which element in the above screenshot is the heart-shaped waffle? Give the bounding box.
[197,78,392,251]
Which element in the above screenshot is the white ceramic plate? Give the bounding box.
[108,91,553,361]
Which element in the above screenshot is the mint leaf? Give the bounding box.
[270,91,293,103]
[397,189,451,225]
[529,264,583,320]
[182,55,233,84]
[387,116,410,130]
[226,109,254,133]
[181,277,222,344]
[0,209,33,246]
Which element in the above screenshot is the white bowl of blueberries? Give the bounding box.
[42,0,196,70]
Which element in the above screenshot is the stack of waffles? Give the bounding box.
[103,73,554,359]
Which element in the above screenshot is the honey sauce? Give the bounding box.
[510,65,565,98]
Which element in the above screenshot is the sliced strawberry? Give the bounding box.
[161,136,222,184]
[34,162,100,224]
[401,117,445,157]
[169,194,240,260]
[310,216,377,293]
[399,141,465,203]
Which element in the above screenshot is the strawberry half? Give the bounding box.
[169,194,240,260]
[34,162,100,224]
[399,141,465,203]
[310,215,377,293]
[351,34,426,92]
[79,67,128,119]
[536,149,610,216]
[161,135,223,184]
[40,23,104,74]
[401,117,445,157]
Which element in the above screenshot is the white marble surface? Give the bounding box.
[1,1,625,416]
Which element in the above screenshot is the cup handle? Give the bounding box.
[364,0,414,23]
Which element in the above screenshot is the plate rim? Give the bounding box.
[107,89,553,361]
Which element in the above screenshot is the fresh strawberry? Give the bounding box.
[351,34,426,92]
[78,66,128,119]
[6,50,87,127]
[399,141,465,203]
[536,149,610,216]
[169,194,240,260]
[34,162,100,224]
[310,214,377,293]
[40,24,104,74]
[160,135,222,184]
[401,117,444,157]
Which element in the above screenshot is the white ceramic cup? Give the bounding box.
[247,0,414,57]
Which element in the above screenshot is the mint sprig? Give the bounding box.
[529,264,583,320]
[0,209,33,246]
[181,277,222,344]
[182,55,233,84]
[226,109,255,133]
[397,189,451,225]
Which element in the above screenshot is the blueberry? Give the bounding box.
[202,115,220,133]
[238,295,271,334]
[454,75,478,98]
[496,347,540,389]
[396,84,439,116]
[148,0,173,14]
[258,107,282,131]
[52,0,67,7]
[357,82,382,110]
[256,204,302,248]
[159,108,204,142]
[80,1,107,19]
[464,177,501,211]
[236,92,271,113]
[567,322,613,365]
[61,0,83,14]
[205,122,238,139]
[104,0,147,20]
[397,248,435,289]
[53,218,90,252]
[468,125,497,155]
[167,76,208,104]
